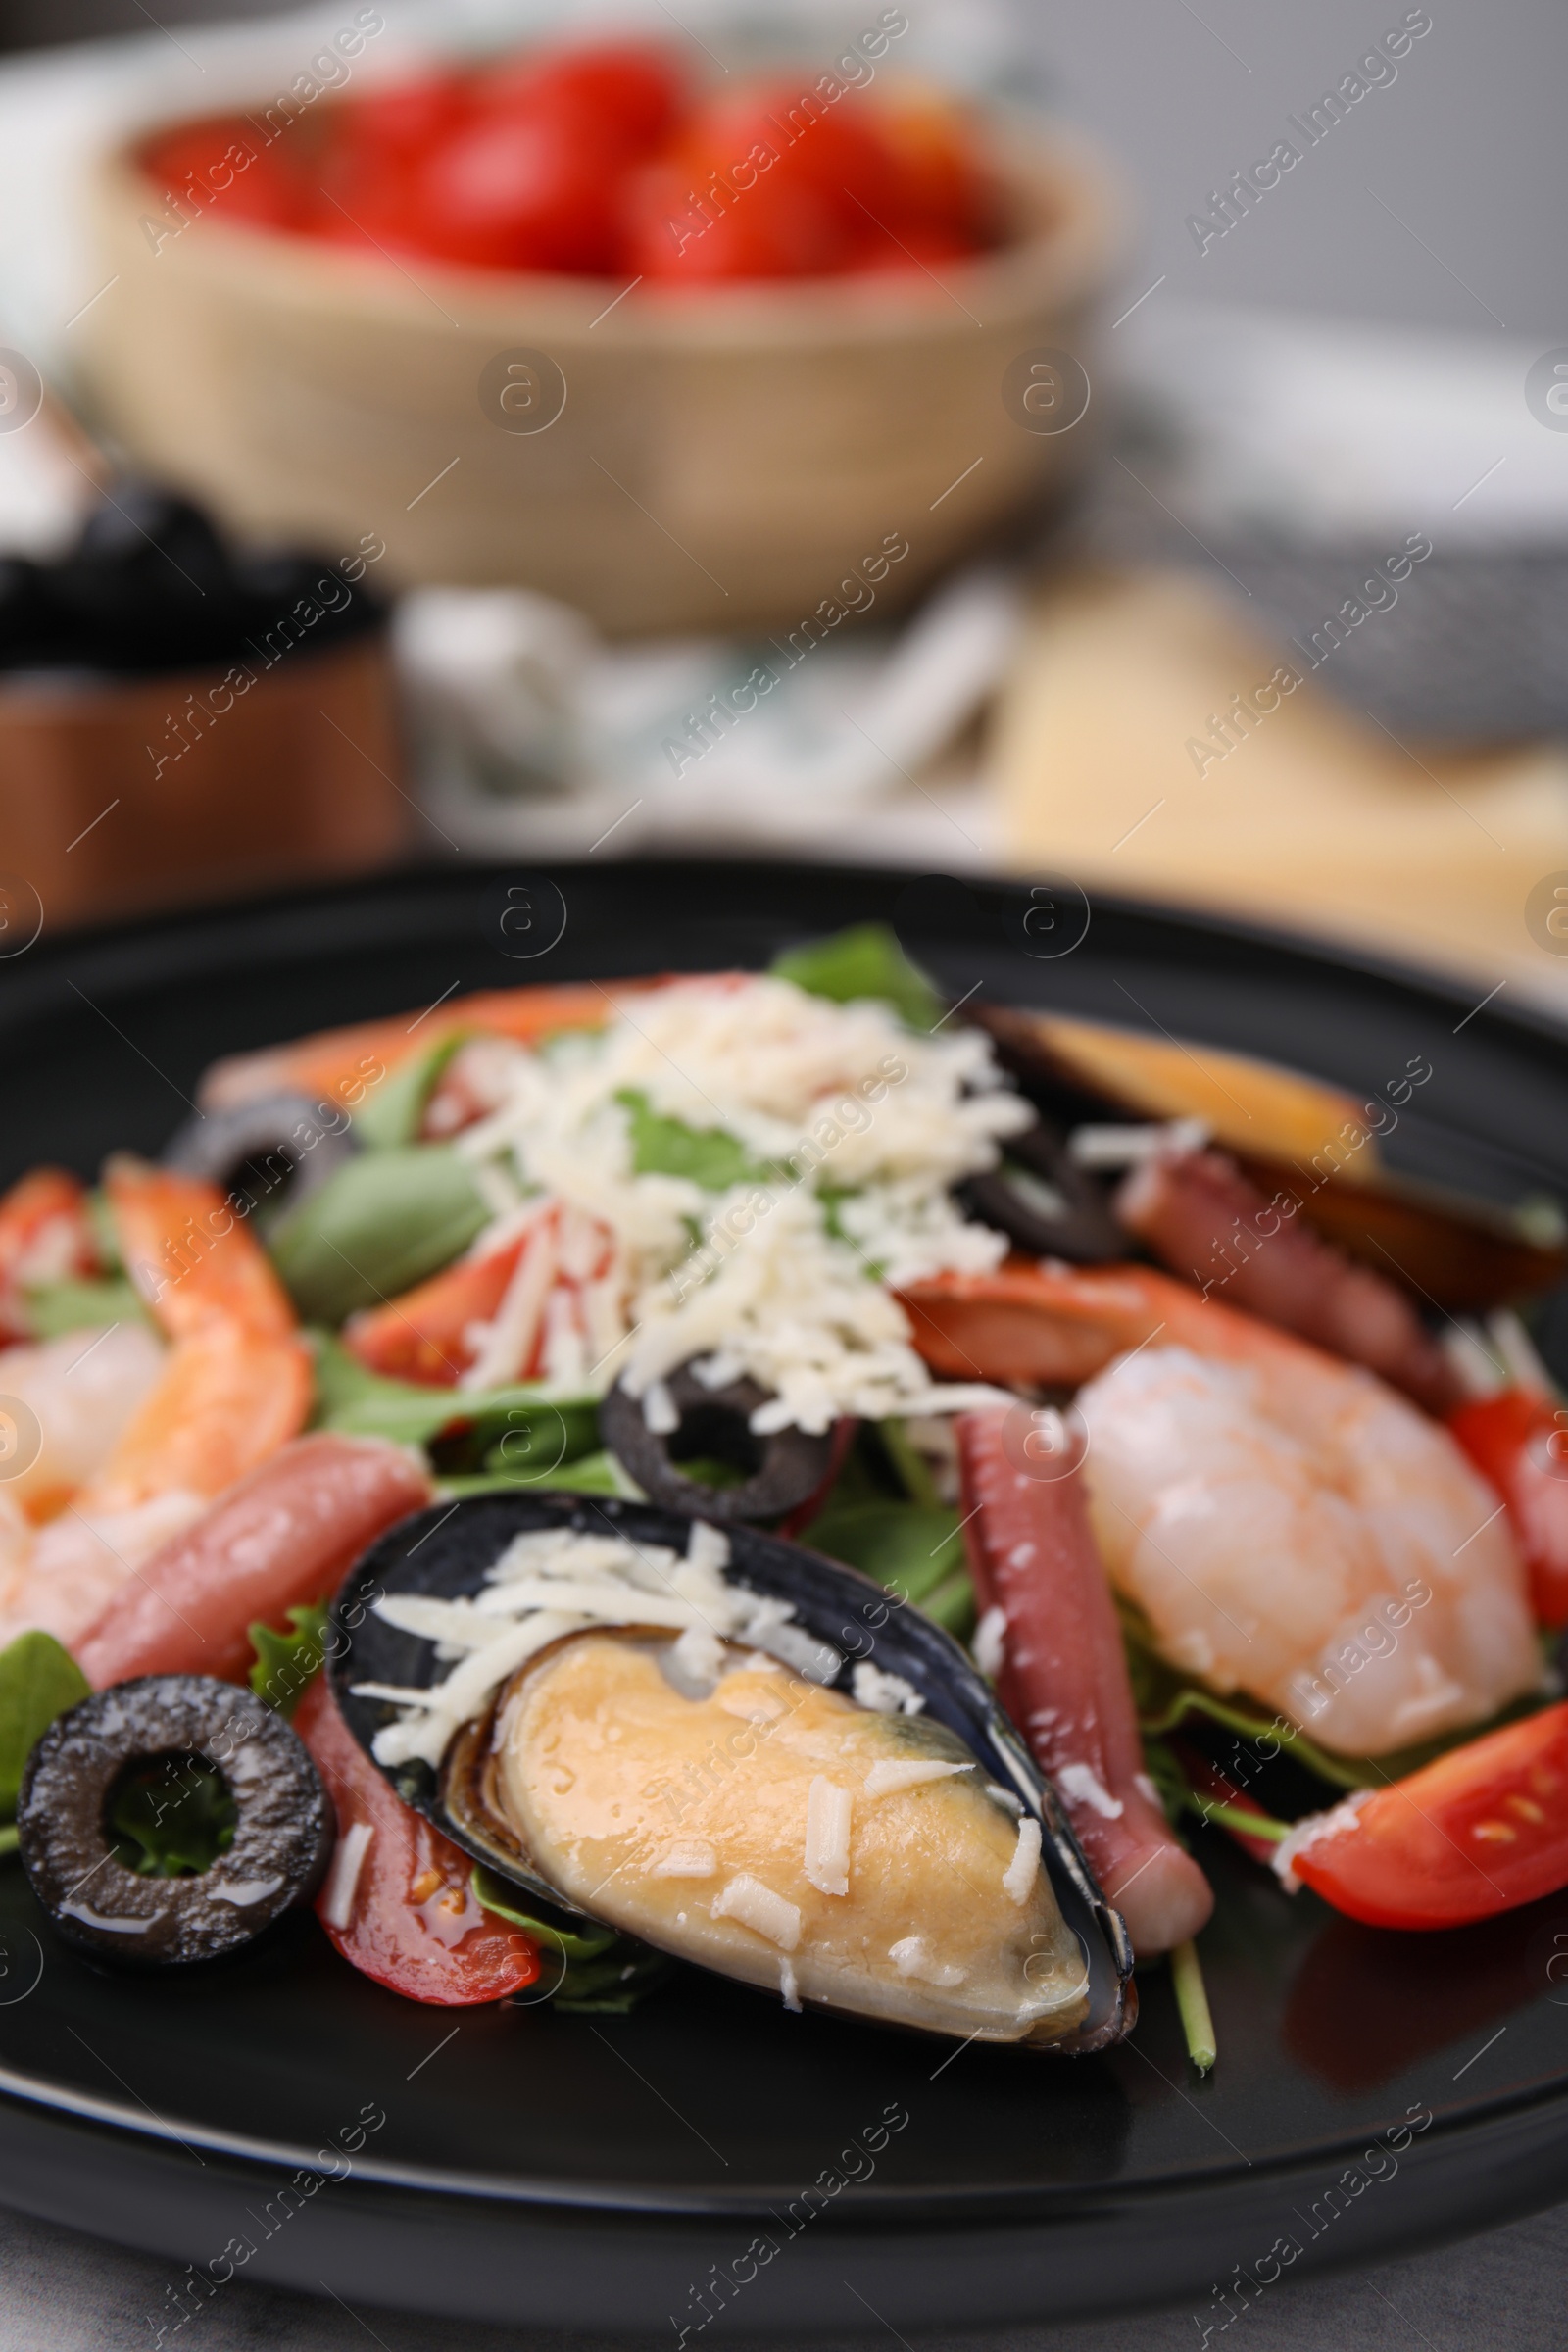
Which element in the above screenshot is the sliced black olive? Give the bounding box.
[598,1365,834,1522]
[163,1091,359,1223]
[958,1120,1126,1263]
[17,1675,332,1968]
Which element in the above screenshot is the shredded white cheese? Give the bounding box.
[889,1935,967,1987]
[972,1606,1007,1679]
[851,1661,926,1717]
[1055,1763,1125,1821]
[358,1519,844,1770]
[453,972,1029,1434]
[862,1759,969,1799]
[1003,1816,1043,1905]
[321,1822,373,1931]
[711,1873,802,1951]
[804,1777,853,1896]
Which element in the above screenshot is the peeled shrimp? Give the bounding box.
[0,1322,165,1520]
[904,1259,1542,1755]
[0,1161,311,1652]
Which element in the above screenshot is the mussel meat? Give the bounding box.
[330,1493,1133,2054]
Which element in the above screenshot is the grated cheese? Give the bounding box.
[453,972,1029,1434]
[863,1759,969,1799]
[711,1873,802,1951]
[1003,1816,1043,1905]
[804,1777,853,1897]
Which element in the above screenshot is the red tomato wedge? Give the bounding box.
[295,1678,540,2004]
[75,1433,431,1688]
[1281,1701,1568,1930]
[1449,1389,1568,1629]
[342,1240,524,1387]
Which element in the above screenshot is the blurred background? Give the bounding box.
[1,0,1565,1004]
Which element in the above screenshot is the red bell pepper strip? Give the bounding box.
[1448,1389,1568,1629]
[955,1407,1214,1956]
[74,1433,432,1687]
[1278,1699,1568,1930]
[294,1677,540,2004]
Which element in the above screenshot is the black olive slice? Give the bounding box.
[598,1365,834,1522]
[17,1676,332,1968]
[163,1092,359,1221]
[959,1120,1126,1263]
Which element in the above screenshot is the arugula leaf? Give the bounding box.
[249,1602,330,1718]
[615,1090,772,1190]
[355,1033,471,1152]
[270,1146,489,1325]
[771,923,943,1032]
[109,1756,236,1878]
[23,1276,153,1341]
[0,1632,90,1819]
[470,1865,669,2012]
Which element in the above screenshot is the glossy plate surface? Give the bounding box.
[0,860,1565,2335]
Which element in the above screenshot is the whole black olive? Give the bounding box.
[958,1120,1126,1264]
[162,1091,359,1221]
[17,1676,332,1968]
[598,1365,834,1522]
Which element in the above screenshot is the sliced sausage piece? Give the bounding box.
[74,1434,432,1688]
[1115,1145,1462,1418]
[956,1406,1213,1956]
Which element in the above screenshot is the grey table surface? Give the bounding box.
[2,2195,1564,2352]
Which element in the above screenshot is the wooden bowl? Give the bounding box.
[80,119,1118,637]
[0,634,409,931]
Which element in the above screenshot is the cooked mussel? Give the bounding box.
[597,1364,835,1522]
[163,1091,359,1223]
[972,1004,1568,1311]
[330,1493,1133,2053]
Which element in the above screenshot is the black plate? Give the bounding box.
[0,859,1566,2339]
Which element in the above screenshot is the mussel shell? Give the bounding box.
[597,1366,835,1522]
[329,1491,1134,2054]
[164,1091,359,1220]
[972,1004,1568,1310]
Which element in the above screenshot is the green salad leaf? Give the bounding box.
[22,1276,153,1340]
[270,1146,490,1325]
[109,1756,236,1878]
[803,1499,975,1635]
[470,1866,669,2013]
[615,1090,772,1190]
[311,1333,602,1475]
[771,922,943,1033]
[0,1632,90,1836]
[440,1448,643,1502]
[249,1602,330,1718]
[355,1033,471,1152]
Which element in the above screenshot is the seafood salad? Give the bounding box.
[3,923,1567,2071]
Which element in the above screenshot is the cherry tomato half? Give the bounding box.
[1285,1701,1568,1930]
[1450,1389,1568,1629]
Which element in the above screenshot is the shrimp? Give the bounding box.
[902,1260,1542,1756]
[0,1322,165,1520]
[0,1161,311,1652]
[197,982,655,1117]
